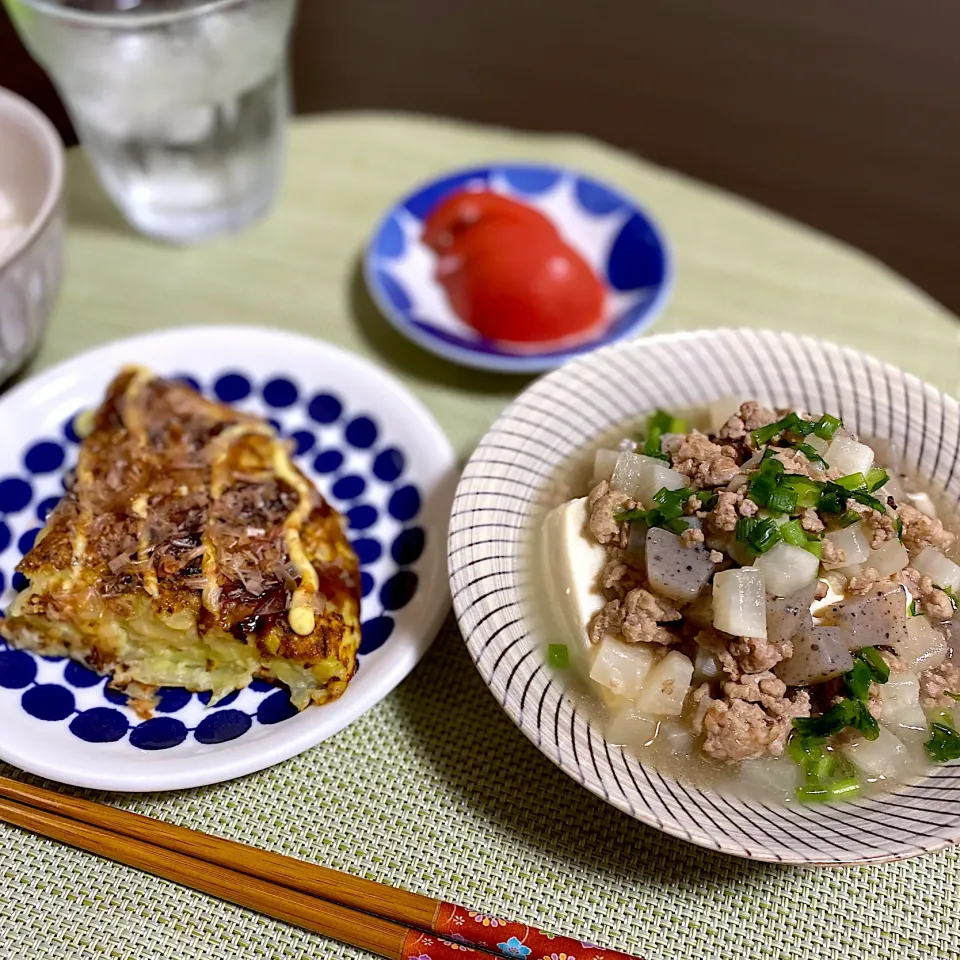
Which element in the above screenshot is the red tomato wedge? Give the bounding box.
[422,190,605,344]
[421,190,558,254]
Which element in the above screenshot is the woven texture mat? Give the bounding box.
[2,113,959,960]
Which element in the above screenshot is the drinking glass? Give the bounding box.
[5,0,298,242]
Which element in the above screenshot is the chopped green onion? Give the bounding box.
[845,488,887,513]
[947,692,960,702]
[793,701,860,739]
[617,487,694,535]
[779,519,807,547]
[778,475,823,510]
[844,658,873,701]
[858,646,891,684]
[796,783,832,803]
[766,486,799,515]
[835,472,867,492]
[758,447,786,474]
[750,412,816,446]
[747,472,777,508]
[895,516,904,539]
[795,443,829,469]
[818,488,844,514]
[908,599,919,617]
[641,435,671,462]
[925,723,960,764]
[547,644,570,668]
[648,409,687,436]
[697,490,718,510]
[735,517,760,541]
[866,467,889,492]
[826,778,861,800]
[813,414,842,441]
[838,510,862,528]
[803,539,823,560]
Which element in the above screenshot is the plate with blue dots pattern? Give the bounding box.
[364,162,673,373]
[0,326,456,792]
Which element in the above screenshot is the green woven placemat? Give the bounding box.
[2,113,958,960]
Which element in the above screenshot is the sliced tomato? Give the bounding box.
[435,222,604,343]
[422,190,557,254]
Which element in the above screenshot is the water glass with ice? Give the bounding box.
[5,0,298,242]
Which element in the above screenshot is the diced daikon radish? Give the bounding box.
[540,498,608,670]
[896,617,948,670]
[693,645,721,682]
[823,584,909,650]
[877,674,928,738]
[841,727,910,779]
[657,720,695,756]
[707,396,742,433]
[913,547,960,593]
[906,491,937,518]
[754,543,820,597]
[738,758,799,798]
[645,527,715,602]
[713,567,767,638]
[826,434,874,477]
[822,523,870,569]
[606,703,660,749]
[610,451,663,499]
[633,650,694,716]
[635,461,688,508]
[592,449,621,485]
[867,538,910,578]
[589,638,656,696]
[775,626,853,686]
[804,433,830,457]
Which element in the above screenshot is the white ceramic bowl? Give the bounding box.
[0,86,64,385]
[449,328,960,865]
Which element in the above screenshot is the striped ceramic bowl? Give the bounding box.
[448,328,960,865]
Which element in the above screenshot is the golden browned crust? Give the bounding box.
[2,367,361,712]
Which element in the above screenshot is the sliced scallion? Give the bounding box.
[835,472,867,492]
[795,443,829,469]
[814,413,842,441]
[838,510,862,528]
[866,467,889,492]
[547,644,570,668]
[779,519,807,547]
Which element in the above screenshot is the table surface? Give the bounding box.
[2,0,960,320]
[2,113,960,960]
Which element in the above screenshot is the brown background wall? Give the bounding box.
[3,1,958,315]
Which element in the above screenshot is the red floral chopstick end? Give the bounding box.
[431,902,643,960]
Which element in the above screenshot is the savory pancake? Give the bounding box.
[1,367,361,717]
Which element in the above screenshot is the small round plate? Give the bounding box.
[364,163,672,373]
[449,328,960,865]
[0,326,456,792]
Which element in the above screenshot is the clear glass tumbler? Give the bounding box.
[5,0,298,242]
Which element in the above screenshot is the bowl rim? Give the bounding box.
[448,326,960,865]
[0,85,65,269]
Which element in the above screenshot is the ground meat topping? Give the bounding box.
[855,507,899,549]
[846,567,882,596]
[800,508,825,534]
[709,490,743,533]
[899,503,956,554]
[730,635,794,674]
[589,588,681,645]
[821,538,846,566]
[718,401,778,443]
[738,498,759,518]
[587,481,634,547]
[670,433,740,488]
[680,527,705,548]
[698,688,811,762]
[919,663,960,711]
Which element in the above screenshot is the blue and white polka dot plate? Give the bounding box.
[364,163,673,374]
[0,326,456,792]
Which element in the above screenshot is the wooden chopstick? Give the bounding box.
[0,776,642,960]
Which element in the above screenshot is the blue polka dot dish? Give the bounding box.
[0,326,455,791]
[364,163,673,373]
